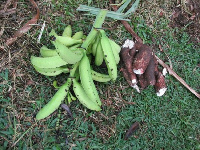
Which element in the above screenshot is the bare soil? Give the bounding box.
[170,0,200,44]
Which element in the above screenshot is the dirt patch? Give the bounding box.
[170,0,200,44]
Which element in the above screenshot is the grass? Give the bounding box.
[0,0,200,149]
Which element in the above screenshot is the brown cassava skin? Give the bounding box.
[128,48,137,84]
[154,56,159,76]
[134,41,143,50]
[144,55,156,85]
[155,72,167,92]
[120,47,137,85]
[137,74,149,89]
[120,68,132,87]
[120,47,132,72]
[133,44,153,74]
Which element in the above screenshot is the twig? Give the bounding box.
[155,55,200,99]
[158,44,173,69]
[37,21,46,43]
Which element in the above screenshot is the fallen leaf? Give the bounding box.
[124,122,140,140]
[0,0,40,50]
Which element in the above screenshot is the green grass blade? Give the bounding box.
[77,5,130,21]
[124,0,140,16]
[116,0,132,13]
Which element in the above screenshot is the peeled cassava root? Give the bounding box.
[120,39,167,96]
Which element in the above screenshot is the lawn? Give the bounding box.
[0,0,200,149]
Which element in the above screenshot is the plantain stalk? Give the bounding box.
[81,9,108,49]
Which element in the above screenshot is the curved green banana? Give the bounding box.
[86,43,93,54]
[110,44,120,64]
[33,65,69,76]
[109,39,121,53]
[95,42,104,66]
[109,39,121,64]
[36,62,79,120]
[62,25,72,37]
[52,35,82,47]
[73,79,101,111]
[72,31,83,40]
[100,30,117,81]
[31,55,68,68]
[53,40,83,64]
[92,34,100,56]
[79,54,102,106]
[69,43,82,50]
[40,45,58,57]
[36,80,70,120]
[86,34,97,54]
[91,70,111,82]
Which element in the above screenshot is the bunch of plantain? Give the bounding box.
[86,29,121,82]
[31,25,121,120]
[31,25,84,77]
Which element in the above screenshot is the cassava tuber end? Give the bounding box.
[132,79,137,85]
[129,71,137,85]
[133,44,152,75]
[121,68,140,92]
[122,39,135,49]
[162,68,167,76]
[155,72,167,96]
[144,55,156,85]
[156,88,167,96]
[132,84,140,93]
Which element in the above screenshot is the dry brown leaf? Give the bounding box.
[0,0,17,17]
[0,0,40,50]
[124,122,140,140]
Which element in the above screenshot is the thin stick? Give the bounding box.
[155,55,200,99]
[37,21,46,43]
[158,44,173,69]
